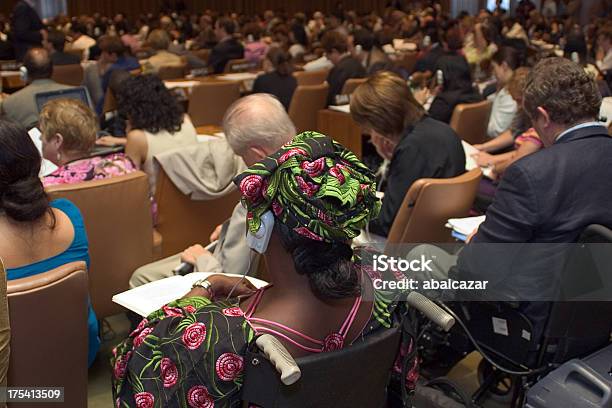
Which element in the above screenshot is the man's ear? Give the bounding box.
[536,106,551,128]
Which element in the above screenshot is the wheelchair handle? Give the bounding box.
[406,291,455,332]
[256,334,302,386]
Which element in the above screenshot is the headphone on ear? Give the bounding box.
[246,211,275,254]
[19,65,28,82]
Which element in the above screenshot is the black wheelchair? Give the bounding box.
[419,224,612,408]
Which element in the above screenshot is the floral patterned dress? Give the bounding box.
[111,263,411,408]
[42,153,136,187]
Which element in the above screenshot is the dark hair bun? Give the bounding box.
[293,241,358,299]
[1,178,49,222]
[277,222,359,300]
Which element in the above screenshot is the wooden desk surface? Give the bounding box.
[196,125,223,135]
[317,109,364,159]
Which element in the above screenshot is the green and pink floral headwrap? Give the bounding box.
[233,131,381,243]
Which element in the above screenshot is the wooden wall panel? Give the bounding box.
[65,0,390,19]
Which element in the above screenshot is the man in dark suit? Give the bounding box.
[11,0,46,61]
[207,17,244,74]
[453,57,612,300]
[322,30,366,106]
[45,30,81,66]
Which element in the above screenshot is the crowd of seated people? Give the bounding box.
[0,1,611,405]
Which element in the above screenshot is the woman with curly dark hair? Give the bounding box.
[118,74,198,194]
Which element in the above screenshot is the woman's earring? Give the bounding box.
[56,152,61,162]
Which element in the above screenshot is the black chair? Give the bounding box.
[240,326,401,408]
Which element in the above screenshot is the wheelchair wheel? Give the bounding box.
[476,359,515,402]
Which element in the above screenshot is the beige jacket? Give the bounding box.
[154,137,246,201]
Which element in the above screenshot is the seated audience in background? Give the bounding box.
[45,29,81,65]
[487,47,521,138]
[322,30,366,105]
[0,47,73,128]
[207,17,244,74]
[10,0,45,61]
[419,58,612,336]
[351,71,465,237]
[117,75,197,195]
[96,35,140,114]
[129,94,295,288]
[113,132,408,407]
[352,28,390,74]
[40,99,135,187]
[252,48,297,111]
[413,19,463,73]
[243,22,268,64]
[288,15,309,59]
[66,22,96,61]
[142,29,183,74]
[99,69,131,136]
[473,68,541,180]
[596,26,612,74]
[0,119,99,366]
[427,54,482,123]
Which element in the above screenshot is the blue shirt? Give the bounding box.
[7,198,100,366]
[97,55,141,115]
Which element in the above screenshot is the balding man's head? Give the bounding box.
[223,94,295,166]
[24,47,53,81]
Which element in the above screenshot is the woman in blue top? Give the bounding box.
[0,119,100,366]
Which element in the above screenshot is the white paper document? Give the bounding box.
[113,272,268,317]
[446,215,486,236]
[461,141,493,178]
[28,127,58,177]
[329,104,350,114]
[164,80,201,89]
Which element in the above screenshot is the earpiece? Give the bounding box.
[436,69,444,87]
[19,65,28,82]
[247,211,275,254]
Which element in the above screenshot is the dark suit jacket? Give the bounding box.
[369,116,466,237]
[51,51,81,66]
[326,55,366,106]
[428,87,483,124]
[252,71,297,111]
[456,125,612,302]
[11,1,44,61]
[207,38,244,74]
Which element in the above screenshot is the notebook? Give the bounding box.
[446,215,486,242]
[28,127,58,177]
[112,272,268,317]
[329,104,350,114]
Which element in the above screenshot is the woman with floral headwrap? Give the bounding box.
[112,132,414,407]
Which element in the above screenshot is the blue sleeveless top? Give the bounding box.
[7,198,100,366]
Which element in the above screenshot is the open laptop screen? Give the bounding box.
[35,86,93,112]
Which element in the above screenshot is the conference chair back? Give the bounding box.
[293,69,329,86]
[394,51,418,73]
[241,324,401,408]
[157,63,188,80]
[341,77,367,96]
[51,63,84,87]
[154,167,241,257]
[102,86,117,114]
[192,49,210,64]
[65,48,85,60]
[7,261,88,408]
[386,168,482,246]
[46,171,154,319]
[288,83,329,134]
[187,81,241,127]
[449,100,493,145]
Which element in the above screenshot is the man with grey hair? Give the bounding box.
[129,94,295,288]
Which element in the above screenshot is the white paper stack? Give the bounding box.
[112,272,268,317]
